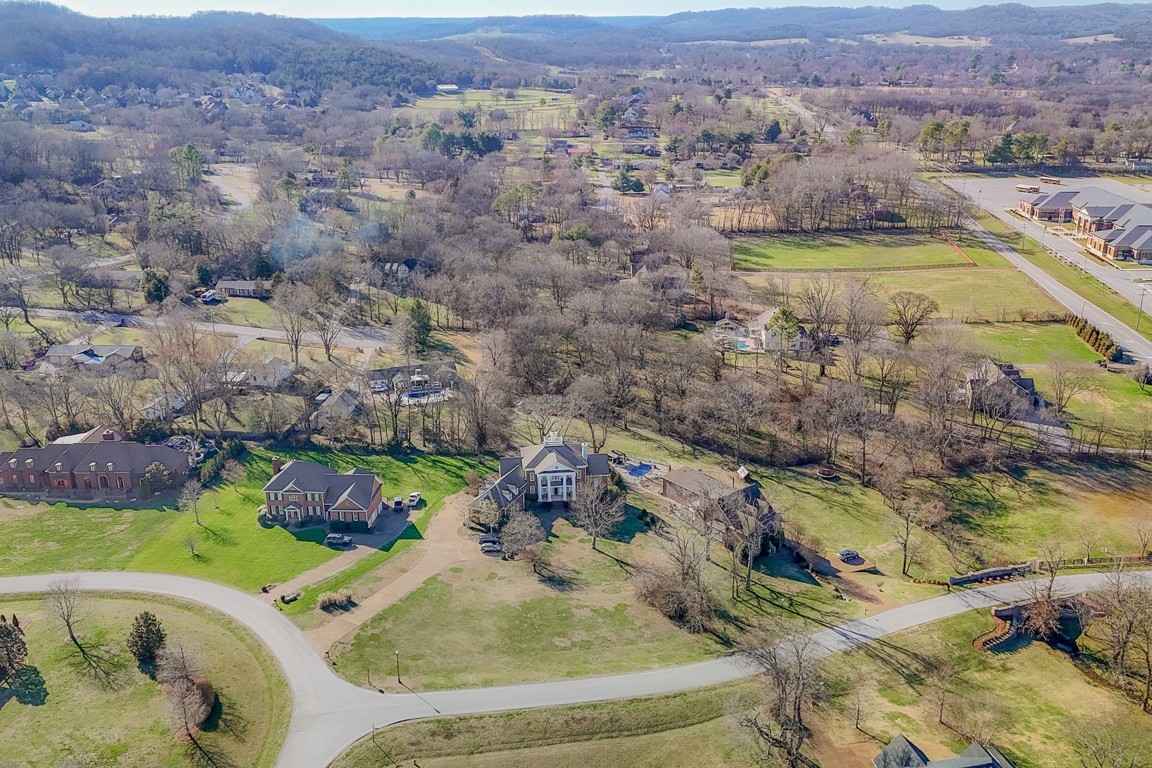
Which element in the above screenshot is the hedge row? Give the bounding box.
[198,439,247,483]
[1066,314,1122,362]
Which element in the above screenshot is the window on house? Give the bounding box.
[84,479,92,489]
[27,474,35,483]
[116,477,124,489]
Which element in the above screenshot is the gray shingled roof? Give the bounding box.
[263,459,378,510]
[873,736,1015,768]
[0,439,189,476]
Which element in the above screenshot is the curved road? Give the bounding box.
[1,570,1143,767]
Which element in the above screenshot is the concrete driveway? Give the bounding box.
[1,569,1145,768]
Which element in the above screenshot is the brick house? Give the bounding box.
[262,456,384,529]
[1018,186,1152,262]
[470,432,612,515]
[0,426,190,499]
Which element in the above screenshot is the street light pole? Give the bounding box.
[395,650,401,685]
[1139,288,1149,334]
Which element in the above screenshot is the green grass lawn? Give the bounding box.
[331,685,754,768]
[330,499,859,692]
[963,321,1101,365]
[199,297,280,330]
[823,611,1152,768]
[732,231,997,271]
[866,268,1064,321]
[961,322,1152,424]
[0,446,484,591]
[0,594,288,768]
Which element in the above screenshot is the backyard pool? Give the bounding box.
[627,462,654,478]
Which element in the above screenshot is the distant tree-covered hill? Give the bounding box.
[314,3,1152,44]
[0,1,464,96]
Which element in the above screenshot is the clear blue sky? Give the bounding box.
[57,0,1120,18]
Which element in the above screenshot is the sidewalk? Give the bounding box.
[304,491,483,654]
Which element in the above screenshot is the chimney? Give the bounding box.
[102,429,115,441]
[581,443,588,460]
[272,456,282,475]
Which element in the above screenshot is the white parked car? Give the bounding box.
[199,289,218,303]
[407,492,421,507]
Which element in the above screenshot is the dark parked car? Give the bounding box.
[838,549,860,563]
[324,533,353,548]
[479,534,500,545]
[480,541,503,556]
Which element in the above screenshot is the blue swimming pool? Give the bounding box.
[627,462,654,478]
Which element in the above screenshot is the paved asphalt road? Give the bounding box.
[1,570,1145,767]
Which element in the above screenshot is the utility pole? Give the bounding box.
[1139,288,1149,333]
[395,650,401,685]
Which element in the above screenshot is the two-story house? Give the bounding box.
[0,426,190,499]
[470,432,612,515]
[262,456,384,529]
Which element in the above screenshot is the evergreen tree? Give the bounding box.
[127,611,167,664]
[986,134,1017,165]
[402,299,432,356]
[141,269,170,304]
[0,621,28,682]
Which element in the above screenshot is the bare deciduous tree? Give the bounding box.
[569,484,625,551]
[889,290,939,345]
[1047,353,1092,417]
[501,508,547,558]
[739,623,823,768]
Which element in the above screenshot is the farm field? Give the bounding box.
[0,594,288,768]
[406,88,576,132]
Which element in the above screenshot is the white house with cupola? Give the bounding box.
[470,432,613,514]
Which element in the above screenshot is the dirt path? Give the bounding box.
[304,492,485,654]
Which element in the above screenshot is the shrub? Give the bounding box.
[633,563,715,633]
[317,590,354,611]
[197,439,246,483]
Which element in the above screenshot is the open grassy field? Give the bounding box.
[963,321,1152,424]
[862,32,990,46]
[866,268,1063,321]
[964,321,1101,365]
[331,685,754,768]
[0,446,483,590]
[330,501,859,691]
[0,594,288,768]
[823,611,1152,768]
[406,88,576,133]
[763,459,1152,582]
[732,231,981,271]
